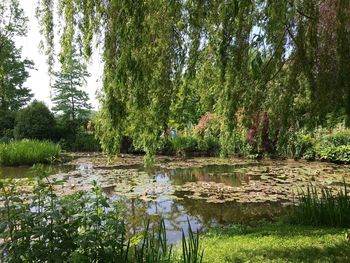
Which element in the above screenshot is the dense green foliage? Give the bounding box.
[0,140,60,166]
[0,1,33,139]
[60,131,100,152]
[289,183,350,227]
[14,101,56,140]
[0,0,32,109]
[0,109,15,139]
[52,49,92,137]
[1,100,99,153]
[172,136,198,157]
[50,45,95,152]
[0,37,33,112]
[158,134,221,157]
[291,127,350,163]
[0,1,97,153]
[201,223,350,262]
[35,0,350,162]
[0,167,203,262]
[157,125,350,162]
[318,146,350,164]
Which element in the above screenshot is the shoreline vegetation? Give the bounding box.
[1,140,350,169]
[0,140,61,166]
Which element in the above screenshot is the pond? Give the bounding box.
[1,154,350,243]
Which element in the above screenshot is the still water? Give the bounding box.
[1,159,348,242]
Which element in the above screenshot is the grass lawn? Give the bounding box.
[201,223,350,263]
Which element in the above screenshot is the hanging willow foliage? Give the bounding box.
[36,0,350,161]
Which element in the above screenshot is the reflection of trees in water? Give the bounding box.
[177,198,286,225]
[159,164,255,187]
[0,165,73,179]
[107,163,289,241]
[119,194,285,242]
[121,197,199,239]
[123,199,186,232]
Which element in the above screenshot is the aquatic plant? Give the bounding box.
[182,219,204,263]
[289,181,350,227]
[0,140,61,166]
[0,165,203,262]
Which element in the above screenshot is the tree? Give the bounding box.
[0,109,15,139]
[0,0,33,112]
[0,37,33,111]
[0,0,33,138]
[14,100,56,140]
[0,0,28,42]
[37,0,350,161]
[52,50,92,136]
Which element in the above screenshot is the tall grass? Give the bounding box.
[0,166,203,262]
[0,140,61,166]
[182,219,204,263]
[289,182,350,227]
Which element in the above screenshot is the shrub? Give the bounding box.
[290,128,350,162]
[294,132,315,160]
[231,131,249,155]
[14,101,56,140]
[173,136,198,156]
[197,135,220,156]
[289,182,350,227]
[75,132,101,152]
[318,145,350,164]
[158,137,175,155]
[0,109,15,138]
[0,140,61,166]
[65,132,101,152]
[193,112,219,137]
[316,129,350,148]
[0,167,203,262]
[246,112,277,155]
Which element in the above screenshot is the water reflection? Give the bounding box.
[103,164,287,242]
[1,162,288,243]
[0,165,75,178]
[113,195,284,243]
[159,164,252,186]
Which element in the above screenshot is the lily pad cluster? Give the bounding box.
[48,155,350,206]
[173,162,350,204]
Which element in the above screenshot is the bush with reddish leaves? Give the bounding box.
[193,112,219,136]
[246,112,277,155]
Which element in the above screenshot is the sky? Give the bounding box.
[16,1,102,110]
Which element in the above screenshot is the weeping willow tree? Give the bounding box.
[36,0,350,161]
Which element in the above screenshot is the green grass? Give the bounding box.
[0,140,61,166]
[201,223,350,263]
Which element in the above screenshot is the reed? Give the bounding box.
[0,140,61,166]
[289,181,350,227]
